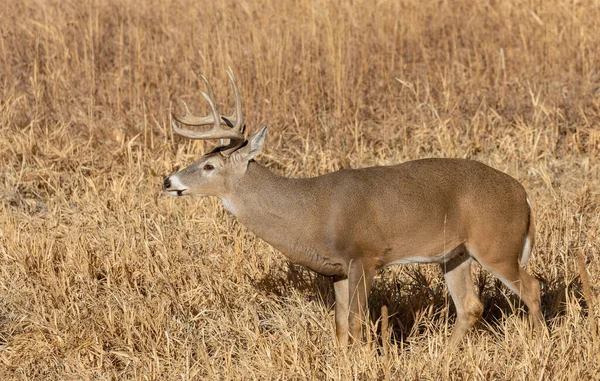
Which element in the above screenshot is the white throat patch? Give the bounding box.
[219,198,237,216]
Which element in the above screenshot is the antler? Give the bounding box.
[171,69,245,155]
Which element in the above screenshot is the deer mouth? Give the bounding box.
[164,176,187,196]
[166,189,186,196]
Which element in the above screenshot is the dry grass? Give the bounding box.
[1,0,599,379]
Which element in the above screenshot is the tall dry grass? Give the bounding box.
[0,0,599,379]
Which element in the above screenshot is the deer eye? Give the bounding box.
[203,164,214,171]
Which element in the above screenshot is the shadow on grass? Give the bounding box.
[250,262,335,306]
[251,262,586,347]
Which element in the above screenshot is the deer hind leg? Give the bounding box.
[442,249,483,346]
[346,260,375,344]
[515,267,545,329]
[469,242,545,331]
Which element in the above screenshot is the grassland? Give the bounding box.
[0,0,599,379]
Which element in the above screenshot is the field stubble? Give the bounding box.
[0,0,599,379]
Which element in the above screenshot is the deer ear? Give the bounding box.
[245,126,267,161]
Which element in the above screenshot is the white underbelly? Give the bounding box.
[384,245,466,268]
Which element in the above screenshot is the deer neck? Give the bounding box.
[220,162,347,277]
[220,161,312,245]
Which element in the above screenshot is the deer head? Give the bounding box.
[164,70,267,197]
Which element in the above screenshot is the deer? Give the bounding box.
[164,69,545,347]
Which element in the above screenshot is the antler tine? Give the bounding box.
[225,68,244,132]
[200,90,220,130]
[200,74,215,101]
[216,69,247,156]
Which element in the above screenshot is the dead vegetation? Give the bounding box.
[0,0,599,379]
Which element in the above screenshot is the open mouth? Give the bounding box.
[166,189,186,196]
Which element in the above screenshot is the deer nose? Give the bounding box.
[163,177,171,189]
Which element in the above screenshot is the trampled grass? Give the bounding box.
[0,0,599,379]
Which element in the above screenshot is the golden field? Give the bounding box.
[0,0,599,379]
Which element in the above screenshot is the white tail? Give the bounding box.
[519,198,535,267]
[164,71,545,346]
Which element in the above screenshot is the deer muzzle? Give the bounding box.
[163,176,186,196]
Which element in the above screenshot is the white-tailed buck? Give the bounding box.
[164,70,544,346]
